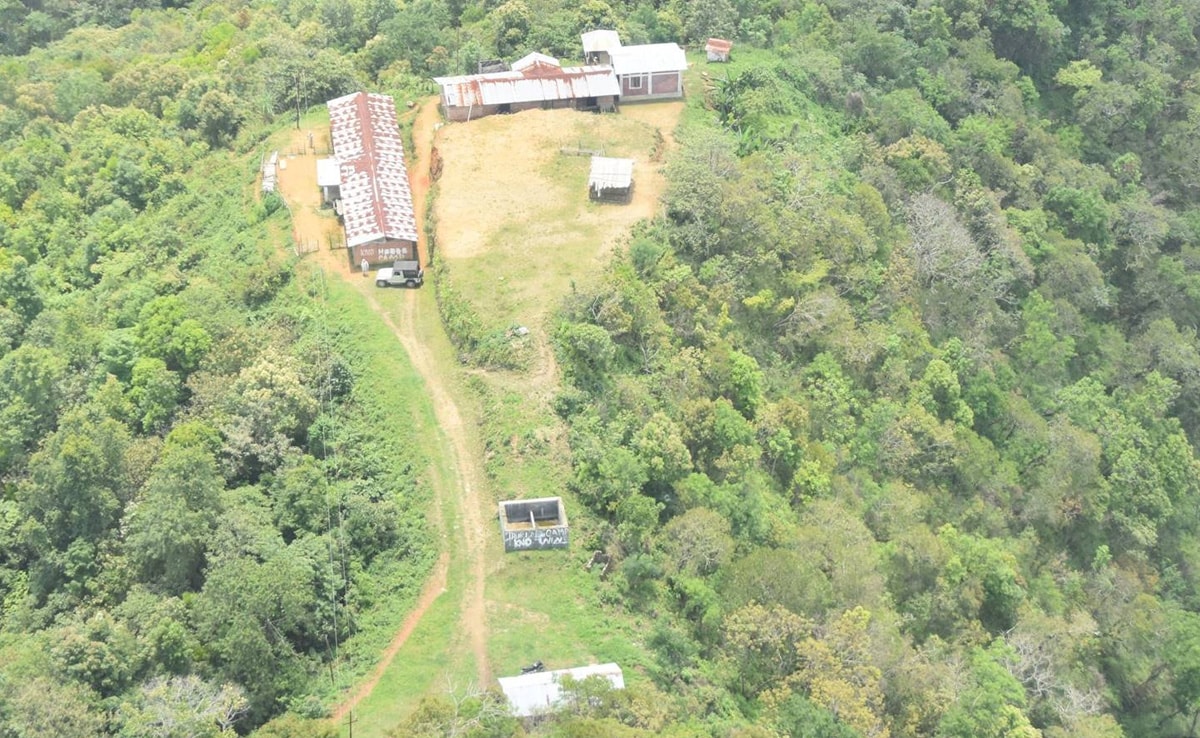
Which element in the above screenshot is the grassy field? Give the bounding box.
[433,103,681,337]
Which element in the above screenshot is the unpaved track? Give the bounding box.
[276,97,492,723]
[329,553,448,722]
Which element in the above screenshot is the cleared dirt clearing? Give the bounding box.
[433,102,682,332]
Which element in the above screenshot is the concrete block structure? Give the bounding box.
[498,497,569,552]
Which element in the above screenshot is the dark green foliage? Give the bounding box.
[6,0,1200,735]
[0,8,431,735]
[545,2,1200,736]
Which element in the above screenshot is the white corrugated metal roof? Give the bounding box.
[609,43,688,76]
[589,156,634,192]
[581,30,622,54]
[512,52,561,71]
[498,664,625,717]
[326,92,418,247]
[433,65,620,108]
[316,157,341,187]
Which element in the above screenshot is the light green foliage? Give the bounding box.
[1013,292,1075,403]
[0,344,66,469]
[683,0,736,43]
[130,357,181,431]
[762,607,888,738]
[118,675,249,738]
[721,602,810,697]
[136,297,212,372]
[720,547,834,616]
[252,714,339,738]
[615,493,664,553]
[490,0,532,56]
[556,321,619,390]
[937,644,1039,738]
[219,350,319,479]
[3,677,106,738]
[632,412,693,491]
[1055,60,1102,90]
[874,89,952,144]
[661,508,734,576]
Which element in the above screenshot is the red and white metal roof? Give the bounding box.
[326,91,418,247]
[434,56,620,108]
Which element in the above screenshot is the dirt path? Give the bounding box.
[274,97,493,721]
[329,553,448,722]
[274,95,683,729]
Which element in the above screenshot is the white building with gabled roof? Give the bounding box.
[582,29,622,64]
[497,663,625,718]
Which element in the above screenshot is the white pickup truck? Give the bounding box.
[374,260,424,288]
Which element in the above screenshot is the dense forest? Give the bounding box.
[3,0,1200,736]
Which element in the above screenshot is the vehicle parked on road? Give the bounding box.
[375,260,424,288]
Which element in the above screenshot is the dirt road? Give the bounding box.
[275,98,492,721]
[275,94,683,731]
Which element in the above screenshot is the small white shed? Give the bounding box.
[316,157,341,207]
[706,38,733,62]
[498,663,625,717]
[588,156,634,202]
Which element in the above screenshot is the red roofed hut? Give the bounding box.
[706,38,733,62]
[326,92,419,266]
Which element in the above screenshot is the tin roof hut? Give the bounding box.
[326,91,418,266]
[706,38,733,62]
[433,53,619,122]
[588,156,634,202]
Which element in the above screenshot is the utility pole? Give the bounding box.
[344,709,356,738]
[294,69,303,129]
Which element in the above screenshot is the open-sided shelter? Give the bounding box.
[581,29,622,64]
[588,156,634,202]
[316,157,341,207]
[326,91,418,265]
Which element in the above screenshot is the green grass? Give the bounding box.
[289,273,468,737]
[484,551,654,683]
[332,280,495,738]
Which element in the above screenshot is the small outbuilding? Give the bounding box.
[498,497,569,552]
[588,156,634,202]
[261,151,278,194]
[706,38,733,62]
[582,29,622,65]
[498,664,625,718]
[316,157,341,207]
